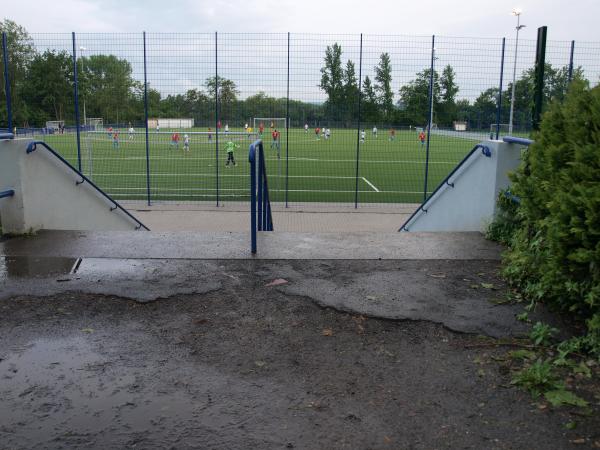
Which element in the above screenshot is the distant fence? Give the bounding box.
[1,31,598,208]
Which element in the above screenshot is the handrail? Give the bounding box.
[400,143,491,231]
[503,136,534,146]
[249,139,273,254]
[0,189,15,199]
[0,133,14,140]
[25,140,149,231]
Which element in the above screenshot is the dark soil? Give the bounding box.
[1,260,599,449]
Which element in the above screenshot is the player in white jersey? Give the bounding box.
[183,134,190,152]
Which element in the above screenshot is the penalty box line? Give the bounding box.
[361,177,380,192]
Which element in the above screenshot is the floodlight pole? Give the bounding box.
[508,10,525,134]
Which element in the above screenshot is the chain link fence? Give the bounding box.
[1,31,599,209]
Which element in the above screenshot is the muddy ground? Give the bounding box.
[1,260,599,449]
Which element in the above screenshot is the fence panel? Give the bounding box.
[21,33,76,166]
[2,32,599,212]
[218,33,287,206]
[288,33,361,208]
[146,32,214,204]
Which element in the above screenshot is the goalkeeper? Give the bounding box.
[225,140,240,167]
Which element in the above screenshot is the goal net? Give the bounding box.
[85,118,104,131]
[253,118,287,134]
[46,120,64,132]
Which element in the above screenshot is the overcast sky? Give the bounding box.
[4,0,600,42]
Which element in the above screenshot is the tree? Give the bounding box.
[205,75,239,122]
[342,59,359,124]
[319,43,345,120]
[79,54,138,124]
[361,75,379,124]
[374,52,394,120]
[21,50,73,125]
[398,68,440,126]
[438,65,459,126]
[0,19,36,127]
[473,87,499,130]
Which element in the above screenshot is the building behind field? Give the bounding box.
[148,118,194,129]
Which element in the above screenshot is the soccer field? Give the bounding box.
[43,128,478,205]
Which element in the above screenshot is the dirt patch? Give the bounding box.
[1,263,598,449]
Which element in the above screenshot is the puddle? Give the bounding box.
[0,256,79,279]
[0,336,201,447]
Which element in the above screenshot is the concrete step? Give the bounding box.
[1,230,502,260]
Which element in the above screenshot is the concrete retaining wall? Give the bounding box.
[0,138,146,233]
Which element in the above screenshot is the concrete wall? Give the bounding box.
[402,140,521,232]
[0,138,147,233]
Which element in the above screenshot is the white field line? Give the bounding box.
[93,173,363,179]
[106,187,425,194]
[79,156,457,165]
[361,177,380,192]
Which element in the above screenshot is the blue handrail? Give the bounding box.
[249,139,273,254]
[0,133,14,140]
[0,189,15,199]
[400,143,491,231]
[503,136,534,146]
[25,141,149,231]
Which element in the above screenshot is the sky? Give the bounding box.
[4,0,600,42]
[3,0,600,103]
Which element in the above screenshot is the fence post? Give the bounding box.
[143,31,151,206]
[495,37,506,140]
[354,33,363,209]
[250,144,257,254]
[532,26,547,132]
[423,35,435,203]
[285,32,290,208]
[215,31,219,207]
[72,32,82,172]
[568,40,575,84]
[2,32,12,133]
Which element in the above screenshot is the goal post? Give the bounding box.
[253,118,288,133]
[85,118,104,131]
[489,123,511,138]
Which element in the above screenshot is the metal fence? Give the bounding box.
[1,31,599,209]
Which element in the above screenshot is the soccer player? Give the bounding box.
[270,120,274,130]
[156,124,160,133]
[171,132,180,149]
[183,134,190,152]
[225,140,240,167]
[208,127,213,142]
[128,126,135,141]
[244,123,248,132]
[389,128,396,141]
[315,127,321,140]
[360,129,366,143]
[225,123,229,133]
[324,128,331,140]
[217,120,222,130]
[271,128,280,151]
[112,131,119,149]
[259,122,265,137]
[419,130,426,148]
[304,123,308,133]
[107,126,113,138]
[372,126,378,138]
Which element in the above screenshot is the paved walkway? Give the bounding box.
[124,202,416,232]
[0,230,502,260]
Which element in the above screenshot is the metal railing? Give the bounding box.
[0,189,14,199]
[25,140,149,231]
[249,139,273,254]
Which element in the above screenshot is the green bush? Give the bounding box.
[502,81,600,357]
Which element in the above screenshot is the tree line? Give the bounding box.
[0,20,588,131]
